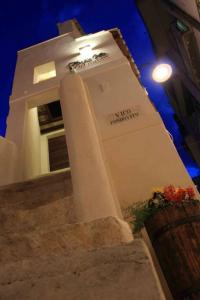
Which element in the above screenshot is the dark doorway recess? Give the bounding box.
[37,100,64,134]
[48,135,70,172]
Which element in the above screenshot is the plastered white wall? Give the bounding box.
[6,99,27,148]
[81,60,198,208]
[0,137,18,186]
[23,107,41,179]
[11,31,122,102]
[82,59,157,138]
[60,74,122,222]
[5,29,125,184]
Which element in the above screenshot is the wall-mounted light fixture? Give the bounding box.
[152,63,173,83]
[79,44,93,59]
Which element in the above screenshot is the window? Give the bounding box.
[37,100,64,134]
[33,61,56,84]
[176,20,189,33]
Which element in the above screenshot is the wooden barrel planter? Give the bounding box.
[145,202,200,300]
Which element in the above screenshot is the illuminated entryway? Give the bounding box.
[23,99,70,180]
[37,100,70,174]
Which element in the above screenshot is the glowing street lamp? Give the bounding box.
[152,63,173,83]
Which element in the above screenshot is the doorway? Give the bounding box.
[37,100,70,174]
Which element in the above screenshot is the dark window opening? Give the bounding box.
[37,100,64,134]
[48,101,62,119]
[176,20,189,33]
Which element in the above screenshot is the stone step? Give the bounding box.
[0,239,164,300]
[0,217,133,265]
[0,172,166,300]
[0,171,77,233]
[0,171,73,207]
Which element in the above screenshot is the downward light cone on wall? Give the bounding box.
[152,63,173,83]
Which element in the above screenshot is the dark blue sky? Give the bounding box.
[0,0,200,177]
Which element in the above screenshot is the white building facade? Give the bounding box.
[0,20,197,223]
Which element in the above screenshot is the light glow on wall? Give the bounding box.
[79,44,93,59]
[152,63,173,83]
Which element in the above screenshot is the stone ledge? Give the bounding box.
[0,240,164,300]
[0,171,72,206]
[0,195,76,234]
[0,216,133,264]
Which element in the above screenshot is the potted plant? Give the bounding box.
[132,185,198,233]
[131,185,200,300]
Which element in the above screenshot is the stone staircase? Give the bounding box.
[0,171,75,233]
[0,171,165,300]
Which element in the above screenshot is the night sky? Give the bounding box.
[0,0,200,177]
